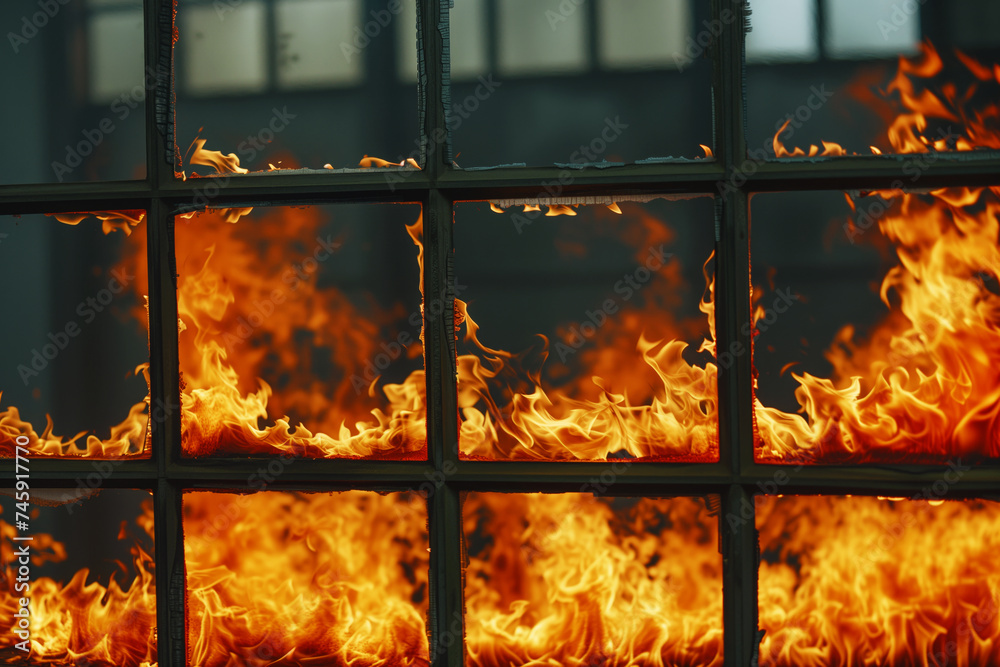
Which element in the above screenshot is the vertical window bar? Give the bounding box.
[712,0,758,665]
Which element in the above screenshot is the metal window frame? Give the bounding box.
[2,1,1000,666]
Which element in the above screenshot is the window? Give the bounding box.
[2,0,1000,665]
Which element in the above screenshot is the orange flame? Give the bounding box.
[0,496,156,666]
[758,496,1000,666]
[184,490,428,667]
[756,44,1000,463]
[464,493,723,666]
[0,214,150,459]
[174,206,427,458]
[459,205,718,461]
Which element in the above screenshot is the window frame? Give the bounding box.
[2,1,1000,666]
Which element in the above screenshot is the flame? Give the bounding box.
[464,493,723,666]
[0,214,150,458]
[0,496,156,666]
[756,44,1000,463]
[184,490,428,667]
[174,206,427,458]
[758,496,1000,666]
[774,42,999,158]
[459,205,718,461]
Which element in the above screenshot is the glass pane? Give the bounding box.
[0,1,146,184]
[758,496,1000,666]
[0,489,156,665]
[455,198,717,461]
[752,188,1000,464]
[452,0,714,166]
[184,490,428,666]
[175,204,425,459]
[0,213,150,458]
[452,0,489,80]
[175,0,419,172]
[748,0,1000,159]
[464,493,723,665]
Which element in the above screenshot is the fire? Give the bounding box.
[0,213,150,459]
[183,490,428,667]
[0,494,156,666]
[756,44,1000,463]
[459,203,719,461]
[464,493,723,666]
[173,205,427,458]
[758,496,1000,666]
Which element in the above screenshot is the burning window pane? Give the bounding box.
[0,213,150,458]
[174,0,419,172]
[456,199,717,461]
[464,492,723,666]
[749,18,1000,158]
[757,495,1000,667]
[751,188,1000,463]
[0,489,156,666]
[175,205,425,459]
[0,1,146,184]
[184,490,429,667]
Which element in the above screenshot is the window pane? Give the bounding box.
[175,204,425,460]
[465,493,723,665]
[455,198,717,461]
[0,213,150,459]
[0,1,146,183]
[752,188,1000,464]
[758,496,1000,666]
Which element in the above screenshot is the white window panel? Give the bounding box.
[397,0,489,83]
[747,0,818,63]
[183,1,268,95]
[825,0,920,59]
[276,0,363,88]
[88,9,145,104]
[498,0,587,76]
[598,0,690,70]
